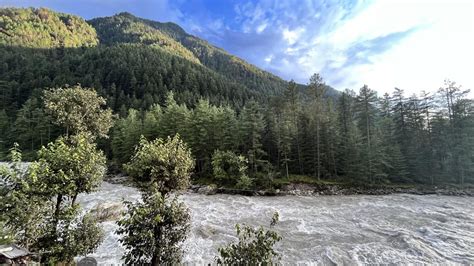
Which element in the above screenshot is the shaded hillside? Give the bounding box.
[89,12,288,95]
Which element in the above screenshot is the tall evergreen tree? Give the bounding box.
[308,73,326,179]
[355,85,378,182]
[240,99,267,173]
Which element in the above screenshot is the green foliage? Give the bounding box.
[189,99,239,174]
[240,100,268,173]
[89,12,288,96]
[0,142,105,263]
[35,208,104,263]
[0,221,14,245]
[0,109,9,158]
[111,109,143,165]
[0,144,49,248]
[216,212,282,264]
[124,134,195,193]
[28,134,106,263]
[116,192,191,265]
[0,6,472,186]
[72,213,105,257]
[43,85,114,139]
[212,150,251,189]
[10,96,58,159]
[89,12,200,64]
[0,7,98,48]
[32,134,106,201]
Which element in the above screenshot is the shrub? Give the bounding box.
[117,192,190,264]
[212,150,251,188]
[124,134,194,194]
[216,212,282,264]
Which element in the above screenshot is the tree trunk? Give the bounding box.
[366,100,372,182]
[316,118,320,180]
[295,134,303,174]
[54,194,62,219]
[151,224,162,265]
[71,193,78,207]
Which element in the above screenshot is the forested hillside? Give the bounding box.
[89,12,289,95]
[0,7,98,48]
[0,7,473,186]
[0,8,309,157]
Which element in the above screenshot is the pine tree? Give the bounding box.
[240,99,267,173]
[283,80,303,174]
[355,85,378,182]
[308,73,326,180]
[0,109,10,159]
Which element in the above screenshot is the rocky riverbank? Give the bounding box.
[104,174,474,197]
[190,183,474,197]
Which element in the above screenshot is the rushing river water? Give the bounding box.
[78,181,474,265]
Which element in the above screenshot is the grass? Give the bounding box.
[192,176,217,186]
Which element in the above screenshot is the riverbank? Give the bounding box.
[105,174,474,197]
[190,178,474,197]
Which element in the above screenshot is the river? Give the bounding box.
[78,181,474,265]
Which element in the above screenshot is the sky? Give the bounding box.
[1,0,473,96]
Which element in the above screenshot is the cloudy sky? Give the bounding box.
[2,0,473,95]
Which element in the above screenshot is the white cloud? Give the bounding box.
[264,54,274,63]
[282,27,305,45]
[256,22,268,33]
[333,0,474,95]
[269,0,474,96]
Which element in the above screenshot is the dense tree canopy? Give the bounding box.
[43,85,114,139]
[124,134,194,193]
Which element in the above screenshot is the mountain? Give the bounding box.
[89,12,289,95]
[0,8,339,111]
[1,8,304,113]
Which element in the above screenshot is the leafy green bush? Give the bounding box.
[117,192,190,265]
[124,134,194,193]
[43,85,114,140]
[211,150,251,188]
[216,212,282,264]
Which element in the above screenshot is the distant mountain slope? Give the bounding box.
[0,7,98,48]
[88,13,200,64]
[88,12,288,95]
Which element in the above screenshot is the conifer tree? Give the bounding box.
[240,99,267,173]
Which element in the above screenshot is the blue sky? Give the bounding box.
[1,0,473,95]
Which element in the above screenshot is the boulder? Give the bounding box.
[91,202,125,222]
[196,185,218,195]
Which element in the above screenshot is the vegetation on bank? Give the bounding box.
[108,77,473,188]
[0,87,113,263]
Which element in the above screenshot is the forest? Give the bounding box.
[0,7,473,186]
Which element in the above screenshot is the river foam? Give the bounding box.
[78,182,474,265]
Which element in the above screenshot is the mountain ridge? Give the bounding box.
[88,11,290,95]
[0,7,339,117]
